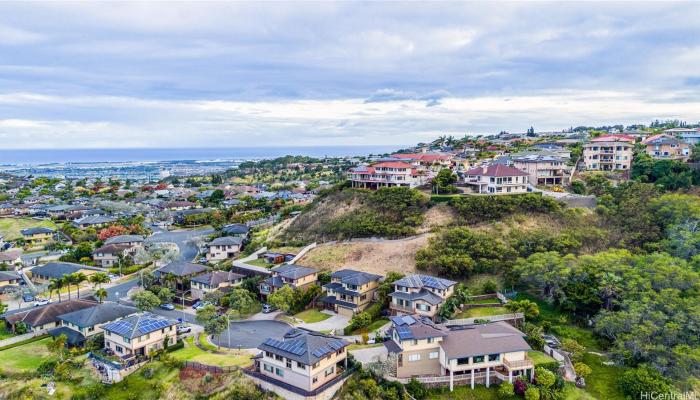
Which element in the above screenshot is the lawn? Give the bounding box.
[563,383,598,400]
[528,350,557,366]
[347,343,383,351]
[579,352,626,400]
[455,306,509,318]
[294,309,331,323]
[100,361,179,400]
[351,318,390,335]
[0,325,14,340]
[245,258,276,268]
[428,385,500,400]
[466,297,501,305]
[0,337,53,372]
[0,217,56,240]
[170,337,252,368]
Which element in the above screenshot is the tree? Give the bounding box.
[618,366,673,399]
[196,304,227,348]
[561,338,585,363]
[131,290,161,311]
[227,288,256,318]
[574,362,592,379]
[47,334,68,362]
[89,272,110,288]
[70,272,87,298]
[534,367,556,389]
[267,286,295,313]
[97,225,128,241]
[505,299,540,320]
[433,168,458,194]
[524,387,540,400]
[49,279,64,303]
[61,276,72,301]
[498,382,515,399]
[157,287,173,304]
[94,288,108,303]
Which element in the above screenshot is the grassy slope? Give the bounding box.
[170,337,252,368]
[455,306,509,318]
[0,337,53,372]
[428,386,499,400]
[294,309,331,323]
[0,218,56,240]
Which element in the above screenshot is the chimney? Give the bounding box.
[482,165,488,174]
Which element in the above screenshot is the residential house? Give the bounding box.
[153,261,208,292]
[20,227,55,247]
[320,269,382,317]
[391,153,454,167]
[30,261,96,284]
[259,264,318,299]
[206,236,243,262]
[386,315,533,391]
[0,249,23,266]
[190,270,245,300]
[72,215,116,229]
[92,244,131,268]
[389,274,456,321]
[253,328,350,393]
[511,154,568,186]
[642,134,691,161]
[102,313,178,358]
[52,302,139,346]
[583,135,634,171]
[0,270,21,286]
[104,235,145,248]
[664,127,700,145]
[347,161,428,189]
[221,223,250,239]
[463,165,529,194]
[4,299,99,332]
[161,201,197,211]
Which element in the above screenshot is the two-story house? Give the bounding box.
[53,302,138,346]
[511,154,568,186]
[642,134,691,161]
[320,269,382,317]
[92,244,131,268]
[583,134,634,171]
[190,270,244,300]
[259,264,319,300]
[254,328,350,394]
[205,236,243,262]
[104,235,145,249]
[20,227,55,247]
[72,215,117,229]
[463,165,529,194]
[102,313,178,358]
[389,274,456,320]
[153,261,208,293]
[347,161,427,189]
[386,315,533,391]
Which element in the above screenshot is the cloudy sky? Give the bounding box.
[1,1,700,149]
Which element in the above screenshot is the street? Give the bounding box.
[145,228,214,262]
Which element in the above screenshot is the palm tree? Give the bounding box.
[62,276,72,301]
[89,273,110,289]
[94,288,108,303]
[71,272,87,299]
[48,279,64,303]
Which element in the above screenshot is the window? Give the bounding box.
[412,339,418,345]
[115,345,123,353]
[275,355,283,361]
[265,351,273,358]
[275,368,284,377]
[408,354,421,362]
[286,360,292,368]
[488,353,501,362]
[297,362,306,369]
[325,367,334,377]
[429,352,439,359]
[427,337,434,344]
[263,363,274,373]
[473,355,484,363]
[313,376,318,384]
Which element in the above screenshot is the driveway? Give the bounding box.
[146,228,214,261]
[297,311,350,334]
[350,346,388,365]
[210,320,291,349]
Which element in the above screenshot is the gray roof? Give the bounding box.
[393,274,456,291]
[389,288,445,305]
[104,235,144,245]
[21,227,55,236]
[330,269,381,286]
[59,302,138,328]
[191,270,244,287]
[0,271,20,281]
[271,264,318,280]
[440,322,530,359]
[390,315,448,340]
[31,262,85,279]
[209,236,243,246]
[258,328,349,365]
[74,215,116,225]
[155,261,207,277]
[102,312,178,339]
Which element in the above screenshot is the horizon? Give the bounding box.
[1,2,700,149]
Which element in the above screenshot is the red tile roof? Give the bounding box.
[391,153,451,162]
[464,164,528,177]
[590,134,635,142]
[372,161,413,168]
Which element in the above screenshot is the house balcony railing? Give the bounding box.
[503,356,534,370]
[390,304,415,314]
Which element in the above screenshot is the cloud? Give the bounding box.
[365,89,451,106]
[0,24,45,45]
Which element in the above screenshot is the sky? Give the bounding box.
[1,1,700,149]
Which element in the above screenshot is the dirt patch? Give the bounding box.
[298,234,432,275]
[419,203,457,232]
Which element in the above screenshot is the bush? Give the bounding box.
[574,362,592,378]
[405,378,428,400]
[498,382,514,399]
[618,366,673,399]
[449,193,561,223]
[524,387,540,400]
[482,279,498,294]
[536,361,560,374]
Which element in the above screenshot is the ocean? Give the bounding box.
[0,145,405,165]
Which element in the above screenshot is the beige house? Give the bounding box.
[254,328,350,393]
[21,227,55,247]
[320,269,382,317]
[4,299,98,332]
[102,313,178,358]
[259,264,318,299]
[92,244,130,268]
[389,274,456,321]
[642,134,691,161]
[190,270,244,300]
[54,302,139,346]
[583,134,634,171]
[463,165,529,194]
[387,315,533,391]
[511,154,568,186]
[348,161,428,189]
[205,236,243,262]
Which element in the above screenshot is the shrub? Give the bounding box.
[537,361,561,374]
[482,279,498,294]
[514,377,528,396]
[524,387,540,400]
[618,366,673,399]
[405,378,428,400]
[574,362,592,378]
[498,382,514,399]
[449,193,561,223]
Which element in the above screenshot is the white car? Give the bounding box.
[34,298,51,307]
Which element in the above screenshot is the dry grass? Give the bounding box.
[418,203,457,232]
[298,234,432,275]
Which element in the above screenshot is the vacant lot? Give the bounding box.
[0,217,56,240]
[0,337,53,372]
[298,234,431,275]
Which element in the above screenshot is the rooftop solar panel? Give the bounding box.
[396,326,413,340]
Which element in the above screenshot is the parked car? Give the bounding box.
[108,274,120,281]
[22,294,34,302]
[262,304,277,313]
[34,298,51,307]
[192,301,211,311]
[543,334,561,348]
[198,257,207,264]
[177,324,192,334]
[159,303,175,310]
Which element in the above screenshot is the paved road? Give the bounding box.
[146,228,214,262]
[210,320,290,349]
[105,279,139,302]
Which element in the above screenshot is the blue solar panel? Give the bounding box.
[264,338,306,356]
[396,326,413,340]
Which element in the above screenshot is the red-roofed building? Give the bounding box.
[391,153,453,166]
[348,161,427,189]
[463,164,529,195]
[583,135,635,171]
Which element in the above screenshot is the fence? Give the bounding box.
[183,361,238,373]
[445,312,524,326]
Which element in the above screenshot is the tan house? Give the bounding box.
[0,250,23,267]
[92,244,130,268]
[20,227,55,247]
[4,299,99,332]
[259,264,318,299]
[511,154,568,186]
[29,261,97,284]
[386,315,533,391]
[205,236,243,262]
[54,302,139,346]
[642,134,691,161]
[389,274,456,321]
[463,164,529,194]
[254,328,350,393]
[190,270,244,300]
[583,134,634,171]
[347,161,428,189]
[102,313,178,358]
[320,269,382,317]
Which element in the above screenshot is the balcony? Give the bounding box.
[503,356,534,370]
[390,303,415,314]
